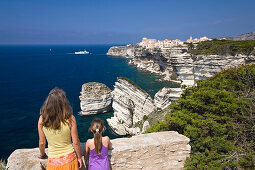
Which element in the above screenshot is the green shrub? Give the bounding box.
[189,40,255,56]
[146,64,255,169]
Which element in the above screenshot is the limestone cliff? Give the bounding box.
[107,77,156,136]
[79,82,112,115]
[106,45,136,58]
[78,79,179,135]
[6,131,191,170]
[154,87,182,109]
[107,45,255,86]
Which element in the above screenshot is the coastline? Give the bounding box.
[107,44,255,87]
[0,45,178,160]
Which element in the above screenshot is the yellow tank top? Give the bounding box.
[43,122,74,158]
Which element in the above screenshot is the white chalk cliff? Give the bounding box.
[6,131,191,170]
[107,77,156,136]
[79,82,112,115]
[154,87,183,109]
[107,45,255,86]
[78,79,180,135]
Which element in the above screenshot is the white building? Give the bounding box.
[139,37,157,48]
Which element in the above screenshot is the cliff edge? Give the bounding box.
[6,131,190,170]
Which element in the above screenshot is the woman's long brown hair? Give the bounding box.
[40,87,73,130]
[90,119,104,155]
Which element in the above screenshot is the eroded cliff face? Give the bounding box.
[79,82,112,115]
[6,131,191,170]
[107,45,255,86]
[107,77,156,136]
[106,45,136,58]
[154,87,182,109]
[78,79,178,135]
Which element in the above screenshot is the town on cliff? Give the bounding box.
[107,36,255,86]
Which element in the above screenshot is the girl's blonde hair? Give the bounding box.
[90,118,104,155]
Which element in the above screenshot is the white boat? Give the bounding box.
[75,50,89,54]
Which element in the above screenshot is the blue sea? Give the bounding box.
[0,45,178,159]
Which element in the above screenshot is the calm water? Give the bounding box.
[0,45,178,159]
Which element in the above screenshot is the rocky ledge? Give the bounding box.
[79,82,112,115]
[6,131,191,170]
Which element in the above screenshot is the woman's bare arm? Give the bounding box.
[38,116,47,158]
[84,140,90,168]
[70,115,82,166]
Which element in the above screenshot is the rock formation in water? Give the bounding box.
[6,131,191,170]
[107,45,255,86]
[107,77,156,136]
[78,79,179,135]
[79,82,112,115]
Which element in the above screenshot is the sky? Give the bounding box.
[0,0,255,44]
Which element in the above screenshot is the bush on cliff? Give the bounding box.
[146,64,255,169]
[188,39,255,56]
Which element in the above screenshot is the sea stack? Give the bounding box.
[107,77,156,135]
[79,82,112,115]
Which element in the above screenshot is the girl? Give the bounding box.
[85,119,112,170]
[38,87,83,169]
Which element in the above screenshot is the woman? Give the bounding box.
[38,87,82,169]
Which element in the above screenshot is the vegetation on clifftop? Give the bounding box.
[146,64,255,169]
[188,40,255,56]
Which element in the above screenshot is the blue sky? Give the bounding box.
[0,0,255,44]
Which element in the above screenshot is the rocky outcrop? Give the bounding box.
[6,148,48,170]
[7,131,191,170]
[78,79,177,135]
[106,45,136,58]
[168,88,183,101]
[142,120,150,132]
[79,82,112,115]
[107,77,156,135]
[154,87,183,109]
[107,45,255,86]
[154,87,172,109]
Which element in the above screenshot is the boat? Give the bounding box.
[75,50,89,54]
